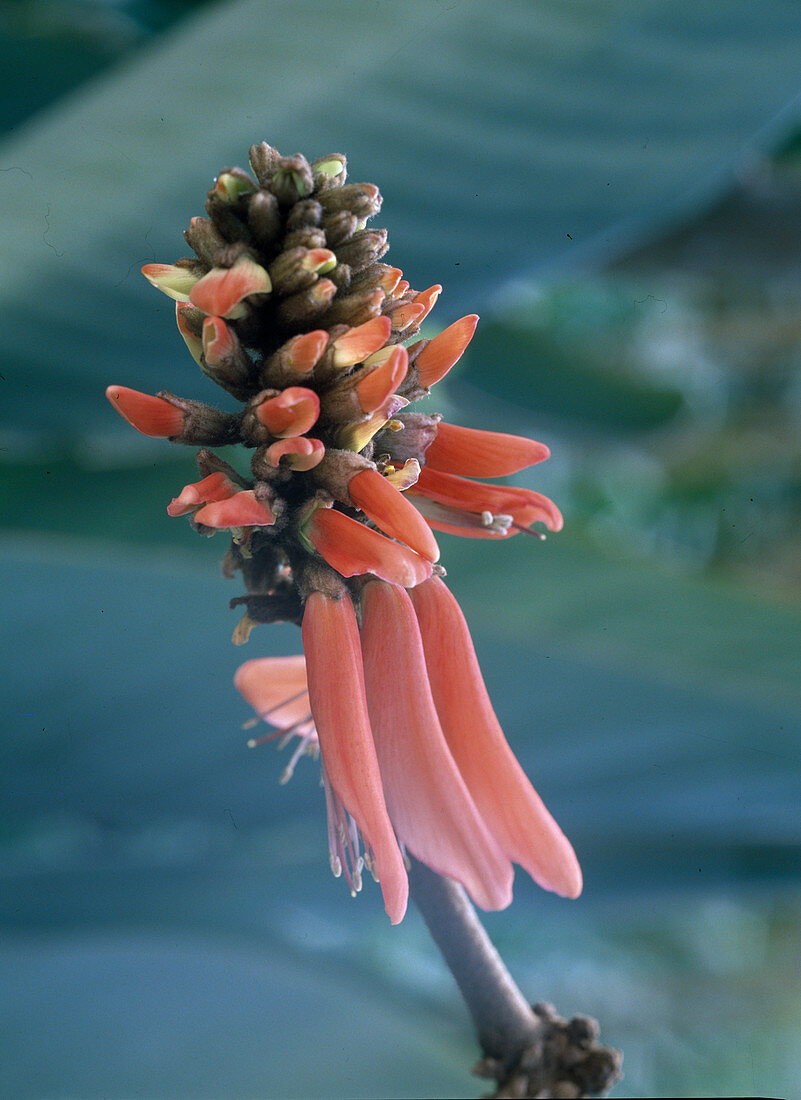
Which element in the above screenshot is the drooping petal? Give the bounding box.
[424,423,550,477]
[194,490,275,528]
[409,576,583,900]
[306,507,432,588]
[302,591,408,923]
[348,468,440,562]
[407,494,515,539]
[105,385,185,438]
[360,581,513,911]
[167,471,239,516]
[413,466,564,532]
[234,656,311,730]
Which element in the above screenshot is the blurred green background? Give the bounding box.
[2,2,800,1097]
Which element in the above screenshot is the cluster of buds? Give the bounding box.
[107,143,578,923]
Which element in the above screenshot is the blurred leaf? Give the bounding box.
[4,0,801,437]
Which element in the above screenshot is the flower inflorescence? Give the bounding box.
[107,142,580,923]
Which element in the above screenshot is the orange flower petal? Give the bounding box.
[302,591,408,923]
[360,581,513,910]
[356,345,408,414]
[265,437,325,471]
[424,422,550,477]
[414,314,478,387]
[105,385,184,438]
[256,387,320,438]
[190,256,271,318]
[286,330,329,373]
[175,302,203,365]
[348,468,440,562]
[194,490,275,528]
[410,577,583,900]
[307,508,432,588]
[167,471,239,516]
[413,466,563,532]
[332,316,392,368]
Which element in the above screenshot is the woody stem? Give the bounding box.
[407,854,538,1062]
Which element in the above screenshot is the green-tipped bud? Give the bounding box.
[311,154,347,188]
[249,141,282,185]
[270,154,314,205]
[214,168,257,203]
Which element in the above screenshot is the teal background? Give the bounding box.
[2,3,801,1096]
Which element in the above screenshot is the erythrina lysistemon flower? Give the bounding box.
[107,141,581,923]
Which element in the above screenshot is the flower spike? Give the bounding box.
[111,138,576,923]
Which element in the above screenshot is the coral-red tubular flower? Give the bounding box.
[414,314,478,387]
[409,576,583,899]
[361,581,513,911]
[413,466,564,532]
[105,385,185,438]
[424,423,550,478]
[306,508,433,588]
[302,591,408,923]
[348,468,440,562]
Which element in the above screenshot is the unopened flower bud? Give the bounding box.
[276,279,336,327]
[247,190,282,250]
[317,287,384,328]
[286,200,322,231]
[183,216,227,267]
[270,154,314,204]
[334,228,388,273]
[214,167,257,203]
[268,247,337,297]
[201,316,254,399]
[248,141,281,185]
[320,210,359,247]
[310,153,347,188]
[318,183,382,219]
[175,302,204,365]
